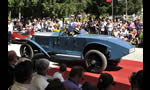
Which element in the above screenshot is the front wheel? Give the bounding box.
[85,50,107,73]
[20,44,34,59]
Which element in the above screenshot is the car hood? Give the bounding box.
[76,34,134,49]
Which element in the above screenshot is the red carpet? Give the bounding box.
[48,59,143,90]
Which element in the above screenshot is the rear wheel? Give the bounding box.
[20,44,34,59]
[85,50,107,73]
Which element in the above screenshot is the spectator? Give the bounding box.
[100,21,105,34]
[113,28,120,38]
[15,18,23,31]
[129,70,143,90]
[63,66,84,90]
[127,31,133,42]
[25,20,32,31]
[136,70,143,90]
[47,21,54,32]
[8,50,19,88]
[118,33,124,40]
[103,18,107,27]
[40,19,47,32]
[37,21,42,32]
[106,20,113,36]
[129,21,136,31]
[135,19,141,37]
[97,73,116,90]
[11,60,33,90]
[45,78,66,90]
[53,20,57,29]
[79,25,87,35]
[57,19,63,30]
[33,21,40,32]
[82,82,98,90]
[120,27,129,41]
[132,27,137,39]
[8,19,14,44]
[94,20,100,34]
[31,58,51,90]
[138,27,143,47]
[121,27,128,36]
[53,64,67,82]
[87,17,95,33]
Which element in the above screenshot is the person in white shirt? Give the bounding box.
[57,19,63,30]
[100,21,105,34]
[113,29,120,38]
[31,58,51,90]
[53,64,67,82]
[11,82,32,90]
[8,20,14,33]
[8,19,14,44]
[11,60,33,90]
[47,21,54,32]
[106,20,113,36]
[120,27,129,40]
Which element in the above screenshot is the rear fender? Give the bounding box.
[19,38,51,59]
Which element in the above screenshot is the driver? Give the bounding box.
[66,25,74,36]
[68,27,80,36]
[79,25,87,35]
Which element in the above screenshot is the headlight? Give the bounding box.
[129,48,135,53]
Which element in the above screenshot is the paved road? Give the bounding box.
[122,48,143,62]
[8,44,143,67]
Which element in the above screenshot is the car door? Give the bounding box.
[67,36,87,55]
[53,35,87,56]
[71,36,87,53]
[53,35,70,54]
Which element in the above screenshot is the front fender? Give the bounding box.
[85,42,111,49]
[81,42,112,59]
[19,38,51,59]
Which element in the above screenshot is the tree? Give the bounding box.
[133,0,143,15]
[85,0,110,18]
[8,0,15,19]
[14,0,24,19]
[8,0,143,19]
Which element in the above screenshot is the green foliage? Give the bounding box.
[8,0,143,18]
[32,0,38,6]
[85,0,111,18]
[14,0,24,7]
[8,0,15,7]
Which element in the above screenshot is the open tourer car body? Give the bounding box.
[17,30,135,73]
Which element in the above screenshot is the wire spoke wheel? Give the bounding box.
[20,44,34,59]
[85,50,107,73]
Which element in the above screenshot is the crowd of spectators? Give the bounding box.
[8,16,143,47]
[86,17,143,47]
[8,50,143,90]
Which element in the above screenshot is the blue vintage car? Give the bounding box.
[18,30,135,72]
